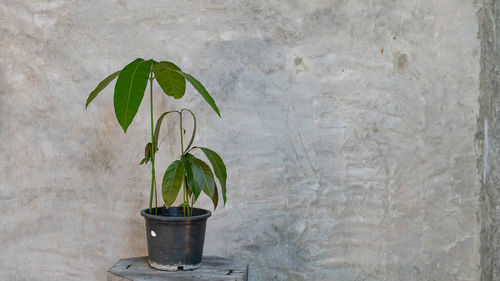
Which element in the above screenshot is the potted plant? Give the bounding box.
[86,58,227,271]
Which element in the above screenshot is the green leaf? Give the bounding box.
[209,184,218,210]
[187,157,215,198]
[114,58,153,133]
[186,180,193,198]
[143,142,157,164]
[140,157,149,165]
[162,160,185,208]
[158,63,220,117]
[86,70,120,108]
[153,61,186,99]
[181,72,220,117]
[144,142,152,159]
[183,153,195,160]
[198,147,227,204]
[183,155,201,200]
[153,111,178,148]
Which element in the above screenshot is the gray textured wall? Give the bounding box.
[0,1,483,280]
[478,0,500,280]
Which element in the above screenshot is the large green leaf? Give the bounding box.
[162,160,185,208]
[114,58,153,133]
[181,72,220,117]
[153,61,186,99]
[86,70,120,108]
[158,63,220,117]
[187,157,215,198]
[183,154,201,200]
[198,147,227,204]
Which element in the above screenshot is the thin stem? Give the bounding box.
[149,178,154,214]
[183,176,188,216]
[180,109,197,215]
[179,111,193,216]
[190,193,194,216]
[188,191,191,216]
[184,184,187,215]
[179,111,186,216]
[179,111,184,154]
[149,73,157,215]
[184,146,197,155]
[154,179,157,213]
[182,195,186,216]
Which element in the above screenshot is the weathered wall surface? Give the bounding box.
[0,1,482,280]
[478,0,500,280]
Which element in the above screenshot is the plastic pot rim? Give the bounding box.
[140,207,212,222]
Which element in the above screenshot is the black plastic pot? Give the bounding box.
[140,207,211,271]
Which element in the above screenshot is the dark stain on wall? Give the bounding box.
[394,52,409,73]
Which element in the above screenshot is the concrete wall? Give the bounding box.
[0,1,483,280]
[478,0,500,280]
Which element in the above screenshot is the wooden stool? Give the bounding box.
[108,256,248,281]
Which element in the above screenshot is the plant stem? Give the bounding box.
[149,73,157,216]
[184,184,187,216]
[179,111,184,155]
[179,111,191,216]
[190,193,194,216]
